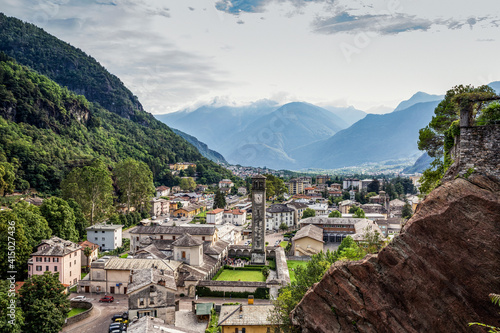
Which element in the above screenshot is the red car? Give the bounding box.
[99,295,114,303]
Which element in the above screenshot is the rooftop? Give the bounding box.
[32,236,81,257]
[218,305,274,327]
[172,233,203,247]
[86,224,123,231]
[267,204,294,213]
[131,225,216,236]
[128,316,198,333]
[127,267,177,293]
[101,257,182,272]
[78,240,99,251]
[207,208,224,215]
[293,224,324,243]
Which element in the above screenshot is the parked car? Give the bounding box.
[111,314,123,322]
[70,295,87,302]
[99,295,114,303]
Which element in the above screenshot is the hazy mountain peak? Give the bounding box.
[393,91,443,112]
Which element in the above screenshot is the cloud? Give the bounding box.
[312,11,494,35]
[215,0,333,14]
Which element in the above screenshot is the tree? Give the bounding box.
[83,246,93,272]
[214,189,226,209]
[261,267,270,279]
[67,199,88,240]
[0,161,15,196]
[0,280,24,333]
[19,272,70,333]
[265,174,288,199]
[353,208,366,218]
[10,201,52,250]
[279,222,288,231]
[301,208,316,219]
[179,177,196,191]
[61,159,114,225]
[402,203,413,219]
[328,210,342,218]
[367,179,380,194]
[0,211,31,279]
[40,197,78,242]
[348,206,358,214]
[360,225,384,254]
[114,158,155,213]
[418,85,498,194]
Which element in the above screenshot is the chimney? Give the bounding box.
[239,304,243,312]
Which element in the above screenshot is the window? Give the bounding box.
[102,237,105,241]
[181,251,186,259]
[44,257,49,262]
[36,266,42,271]
[74,260,76,265]
[172,236,176,240]
[70,271,72,276]
[95,231,98,233]
[95,237,98,241]
[28,266,31,271]
[53,258,59,263]
[102,231,105,233]
[139,298,144,306]
[54,266,58,272]
[46,266,49,271]
[202,237,205,241]
[36,257,42,262]
[70,253,71,258]
[160,236,163,240]
[136,237,139,241]
[69,262,71,267]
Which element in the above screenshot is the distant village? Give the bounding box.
[18,161,422,332]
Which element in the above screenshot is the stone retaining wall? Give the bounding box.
[198,280,267,293]
[64,300,93,327]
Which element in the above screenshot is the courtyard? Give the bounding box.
[287,260,308,283]
[214,269,266,282]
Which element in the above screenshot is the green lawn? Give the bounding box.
[197,211,207,218]
[120,253,128,258]
[287,260,308,283]
[280,241,288,248]
[67,308,87,318]
[215,270,266,282]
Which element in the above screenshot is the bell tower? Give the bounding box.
[251,175,266,265]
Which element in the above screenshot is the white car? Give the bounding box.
[71,296,87,302]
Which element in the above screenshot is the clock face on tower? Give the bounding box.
[254,193,263,204]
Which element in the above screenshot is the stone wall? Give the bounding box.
[446,125,500,181]
[197,280,267,293]
[64,301,93,327]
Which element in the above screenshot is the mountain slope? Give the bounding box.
[155,100,280,149]
[291,101,440,169]
[403,152,433,174]
[171,128,227,164]
[223,102,348,169]
[322,106,367,126]
[393,91,443,112]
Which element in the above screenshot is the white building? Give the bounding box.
[155,186,170,198]
[206,208,224,225]
[266,204,296,231]
[218,179,234,188]
[86,224,123,251]
[223,209,247,226]
[308,203,329,216]
[216,224,242,245]
[237,187,247,195]
[343,178,360,190]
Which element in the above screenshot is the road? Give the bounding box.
[63,294,128,333]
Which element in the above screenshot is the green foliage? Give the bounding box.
[279,222,288,231]
[19,272,70,333]
[261,267,270,279]
[61,159,114,225]
[476,102,500,125]
[0,279,24,333]
[348,206,358,214]
[401,202,413,219]
[99,238,130,257]
[464,167,475,179]
[67,199,88,240]
[205,308,221,333]
[265,174,288,198]
[214,189,226,209]
[328,210,342,218]
[179,177,196,191]
[301,208,316,219]
[115,158,154,213]
[418,84,498,194]
[10,200,52,249]
[468,293,500,333]
[353,208,366,218]
[40,197,78,242]
[0,210,31,279]
[0,56,234,194]
[0,161,15,196]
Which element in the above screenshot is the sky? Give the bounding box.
[1,0,499,114]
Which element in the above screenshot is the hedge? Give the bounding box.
[196,286,269,299]
[223,265,263,271]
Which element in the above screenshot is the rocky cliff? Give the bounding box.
[291,172,500,332]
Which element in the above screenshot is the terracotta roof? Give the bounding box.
[224,209,246,215]
[78,240,99,251]
[293,224,324,243]
[207,208,224,215]
[156,186,170,191]
[304,187,315,190]
[172,233,203,247]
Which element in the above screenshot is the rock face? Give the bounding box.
[291,174,500,332]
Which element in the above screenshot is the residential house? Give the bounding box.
[206,208,224,225]
[330,183,342,191]
[375,218,403,238]
[266,204,296,231]
[360,203,387,215]
[196,184,208,192]
[150,198,169,217]
[286,201,308,219]
[155,186,170,198]
[292,224,324,256]
[25,196,44,206]
[223,209,247,226]
[389,199,406,218]
[173,203,206,218]
[308,203,329,216]
[342,178,360,190]
[316,175,330,184]
[218,304,275,333]
[86,224,123,251]
[171,186,181,194]
[299,216,384,243]
[169,162,196,171]
[304,187,316,195]
[28,236,82,287]
[360,179,374,192]
[127,267,177,324]
[216,224,242,245]
[237,187,247,195]
[287,178,306,195]
[78,240,99,268]
[339,200,356,215]
[328,190,343,197]
[128,316,197,333]
[218,179,234,188]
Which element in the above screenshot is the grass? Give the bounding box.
[196,211,207,218]
[81,272,88,279]
[120,253,128,258]
[280,241,288,248]
[67,308,87,318]
[287,260,308,283]
[215,269,266,282]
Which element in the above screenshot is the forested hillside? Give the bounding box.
[0,55,233,193]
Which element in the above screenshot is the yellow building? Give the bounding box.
[291,224,324,256]
[173,204,206,218]
[169,162,196,171]
[218,304,275,333]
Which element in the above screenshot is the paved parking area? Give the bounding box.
[62,294,128,333]
[175,310,208,332]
